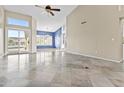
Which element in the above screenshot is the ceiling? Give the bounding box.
[4,5,77,32]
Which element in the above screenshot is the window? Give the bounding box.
[6,11,31,53]
[8,29,18,38]
[37,35,52,46]
[44,35,52,46]
[37,35,43,46]
[8,29,26,51]
[7,17,29,27]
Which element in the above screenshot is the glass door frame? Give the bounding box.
[6,27,31,55]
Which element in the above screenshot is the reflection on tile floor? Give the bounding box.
[0,51,124,87]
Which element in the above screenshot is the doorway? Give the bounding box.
[7,29,30,54]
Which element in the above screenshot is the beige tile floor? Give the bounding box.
[0,51,124,87]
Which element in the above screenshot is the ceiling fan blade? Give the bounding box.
[35,5,44,9]
[50,8,61,11]
[50,11,54,16]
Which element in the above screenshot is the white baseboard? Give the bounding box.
[66,50,122,63]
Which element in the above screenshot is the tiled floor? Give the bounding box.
[0,51,124,87]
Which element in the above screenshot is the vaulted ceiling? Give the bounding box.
[4,5,77,32]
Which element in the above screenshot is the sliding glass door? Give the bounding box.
[8,29,29,54]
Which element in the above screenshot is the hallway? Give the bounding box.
[0,51,124,87]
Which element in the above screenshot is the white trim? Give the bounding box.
[66,50,122,63]
[0,53,5,57]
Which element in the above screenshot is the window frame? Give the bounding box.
[5,10,32,30]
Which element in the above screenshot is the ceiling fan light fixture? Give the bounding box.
[35,5,61,16]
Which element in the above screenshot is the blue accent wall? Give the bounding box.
[54,27,62,48]
[37,27,62,49]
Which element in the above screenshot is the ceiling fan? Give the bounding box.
[35,5,61,16]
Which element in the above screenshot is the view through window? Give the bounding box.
[37,34,52,46]
[7,17,29,27]
[8,29,26,52]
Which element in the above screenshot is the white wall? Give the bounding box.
[31,18,37,53]
[0,6,4,56]
[67,5,123,62]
